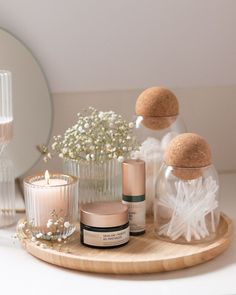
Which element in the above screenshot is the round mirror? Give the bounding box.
[0,28,52,178]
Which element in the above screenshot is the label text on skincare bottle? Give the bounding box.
[122,195,145,234]
[83,227,129,247]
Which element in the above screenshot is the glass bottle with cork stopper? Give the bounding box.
[132,87,186,215]
[154,133,220,244]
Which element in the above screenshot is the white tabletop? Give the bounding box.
[1,173,235,295]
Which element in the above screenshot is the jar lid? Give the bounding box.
[164,133,212,168]
[135,87,179,117]
[164,133,212,180]
[122,159,145,196]
[80,201,128,228]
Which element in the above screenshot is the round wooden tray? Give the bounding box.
[17,213,233,274]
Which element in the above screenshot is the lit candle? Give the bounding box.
[24,171,78,240]
[29,171,68,227]
[33,170,67,186]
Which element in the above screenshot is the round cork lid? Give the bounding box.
[141,116,177,130]
[164,133,212,168]
[135,87,179,117]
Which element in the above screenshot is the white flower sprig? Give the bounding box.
[50,107,139,164]
[15,210,74,250]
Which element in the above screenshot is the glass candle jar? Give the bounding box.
[0,70,13,153]
[24,172,78,240]
[133,115,186,214]
[154,164,220,244]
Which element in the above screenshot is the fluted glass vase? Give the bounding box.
[0,70,13,155]
[63,159,122,205]
[0,156,15,227]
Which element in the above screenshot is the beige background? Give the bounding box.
[0,1,236,92]
[28,86,236,175]
[0,1,235,174]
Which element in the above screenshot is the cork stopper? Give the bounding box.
[136,87,179,117]
[135,87,179,130]
[164,133,212,180]
[141,116,177,130]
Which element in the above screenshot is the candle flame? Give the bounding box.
[45,170,50,185]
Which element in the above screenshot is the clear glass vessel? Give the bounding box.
[63,159,122,205]
[0,70,13,154]
[133,115,186,214]
[154,164,220,244]
[0,156,15,227]
[24,173,78,240]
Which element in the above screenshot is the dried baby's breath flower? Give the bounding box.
[38,107,139,164]
[37,145,52,162]
[64,221,70,228]
[16,212,76,252]
[117,156,125,163]
[36,233,43,239]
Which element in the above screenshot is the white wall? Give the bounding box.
[0,0,236,92]
[27,86,236,175]
[0,1,235,174]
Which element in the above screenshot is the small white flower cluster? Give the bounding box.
[51,107,139,164]
[37,145,52,163]
[44,212,72,242]
[16,215,73,250]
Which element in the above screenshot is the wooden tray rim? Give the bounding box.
[17,212,234,274]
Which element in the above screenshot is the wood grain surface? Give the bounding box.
[17,213,233,274]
